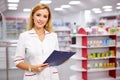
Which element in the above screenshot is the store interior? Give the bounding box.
[0,0,120,80]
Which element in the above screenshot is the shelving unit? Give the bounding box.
[116,34,120,80]
[0,40,23,80]
[0,21,2,39]
[6,17,27,39]
[54,26,71,51]
[70,27,120,80]
[0,40,18,69]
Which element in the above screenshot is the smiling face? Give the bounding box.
[33,9,49,29]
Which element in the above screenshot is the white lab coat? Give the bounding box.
[14,29,60,80]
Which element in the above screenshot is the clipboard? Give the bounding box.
[43,50,76,66]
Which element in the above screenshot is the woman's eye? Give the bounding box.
[44,15,48,18]
[35,13,48,18]
[36,14,41,16]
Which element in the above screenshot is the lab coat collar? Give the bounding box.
[28,28,50,35]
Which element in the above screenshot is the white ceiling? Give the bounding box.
[1,0,120,15]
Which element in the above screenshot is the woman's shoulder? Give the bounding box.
[19,30,32,37]
[20,31,29,35]
[50,32,57,34]
[48,32,57,36]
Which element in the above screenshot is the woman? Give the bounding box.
[14,3,60,80]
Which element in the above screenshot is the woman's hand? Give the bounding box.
[30,63,49,72]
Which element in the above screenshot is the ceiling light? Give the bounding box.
[116,6,120,9]
[40,0,52,4]
[23,9,31,12]
[69,1,80,5]
[8,7,17,10]
[104,9,112,11]
[92,8,102,13]
[117,3,120,5]
[94,11,102,14]
[102,6,112,9]
[54,8,63,11]
[92,8,101,11]
[61,5,71,8]
[8,0,19,3]
[8,4,18,7]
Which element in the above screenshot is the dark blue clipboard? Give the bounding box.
[43,50,76,66]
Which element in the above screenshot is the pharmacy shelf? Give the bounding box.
[54,26,71,51]
[69,75,115,80]
[70,65,116,72]
[70,44,116,48]
[116,67,120,70]
[70,27,118,80]
[70,45,86,48]
[70,75,77,80]
[90,76,115,80]
[69,75,83,80]
[88,68,116,72]
[71,55,86,60]
[70,65,86,72]
[70,34,87,37]
[88,56,116,60]
[70,34,116,37]
[116,76,120,79]
[9,66,18,69]
[117,45,120,47]
[71,54,115,60]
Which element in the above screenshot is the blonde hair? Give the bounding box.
[27,3,53,32]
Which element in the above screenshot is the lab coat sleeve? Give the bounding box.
[14,33,26,66]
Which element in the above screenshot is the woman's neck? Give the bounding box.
[34,27,45,35]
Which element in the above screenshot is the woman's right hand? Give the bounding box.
[30,63,49,72]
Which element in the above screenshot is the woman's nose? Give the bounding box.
[39,16,44,20]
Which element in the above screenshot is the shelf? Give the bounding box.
[70,34,116,37]
[70,34,87,37]
[116,76,120,79]
[70,27,119,80]
[88,67,116,72]
[70,65,116,72]
[59,40,70,42]
[0,68,6,70]
[70,65,86,72]
[69,75,77,80]
[54,26,71,31]
[88,34,116,37]
[88,56,116,60]
[58,35,70,37]
[116,56,120,58]
[70,45,86,48]
[69,75,115,80]
[9,67,18,70]
[90,77,115,80]
[116,67,120,70]
[70,75,116,80]
[71,55,86,60]
[59,44,70,47]
[70,44,116,48]
[87,45,116,48]
[69,75,83,80]
[116,34,120,36]
[117,45,120,47]
[54,26,71,51]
